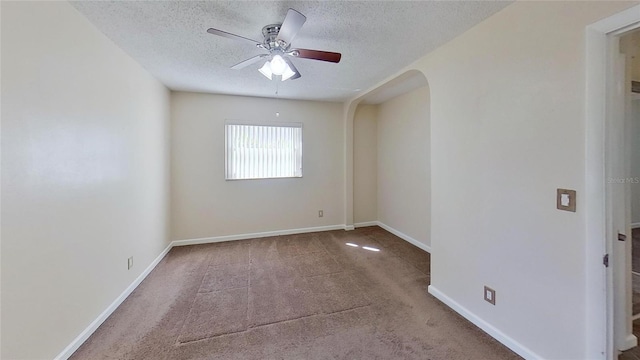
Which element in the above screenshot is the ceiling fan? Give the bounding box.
[207,8,342,81]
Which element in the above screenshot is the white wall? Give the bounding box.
[353,105,378,224]
[377,86,430,247]
[346,1,638,359]
[170,92,344,241]
[1,2,171,359]
[417,2,636,359]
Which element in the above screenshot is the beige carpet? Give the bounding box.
[71,227,521,360]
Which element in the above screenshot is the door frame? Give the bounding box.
[586,5,640,359]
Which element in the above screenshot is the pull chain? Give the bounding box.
[275,81,280,117]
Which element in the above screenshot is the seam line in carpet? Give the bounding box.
[174,304,372,346]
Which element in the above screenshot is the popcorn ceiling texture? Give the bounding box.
[70,1,511,101]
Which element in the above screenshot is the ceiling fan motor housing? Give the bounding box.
[262,24,289,51]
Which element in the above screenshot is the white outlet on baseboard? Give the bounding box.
[318,210,323,217]
[128,256,133,270]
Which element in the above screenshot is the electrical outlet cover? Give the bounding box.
[484,286,496,305]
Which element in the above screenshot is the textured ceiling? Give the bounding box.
[71,1,512,102]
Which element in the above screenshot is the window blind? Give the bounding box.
[225,123,303,180]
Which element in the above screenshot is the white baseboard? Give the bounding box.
[622,333,638,351]
[376,221,431,253]
[172,224,348,246]
[632,222,640,229]
[354,221,378,228]
[54,242,173,360]
[427,285,541,360]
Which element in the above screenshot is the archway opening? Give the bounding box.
[351,70,431,251]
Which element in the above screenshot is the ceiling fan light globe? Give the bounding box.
[258,61,273,80]
[281,65,296,81]
[270,55,287,75]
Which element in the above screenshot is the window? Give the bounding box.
[225,122,303,180]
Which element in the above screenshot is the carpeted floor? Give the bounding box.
[633,273,640,316]
[71,227,521,360]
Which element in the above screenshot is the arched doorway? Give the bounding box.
[347,70,431,251]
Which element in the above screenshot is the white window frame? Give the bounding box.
[224,120,303,180]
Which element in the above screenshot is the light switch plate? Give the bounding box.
[556,189,576,212]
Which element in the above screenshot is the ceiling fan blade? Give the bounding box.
[207,28,261,46]
[276,9,306,45]
[283,57,302,80]
[291,48,341,63]
[231,54,269,70]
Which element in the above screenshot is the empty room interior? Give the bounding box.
[3,1,640,359]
